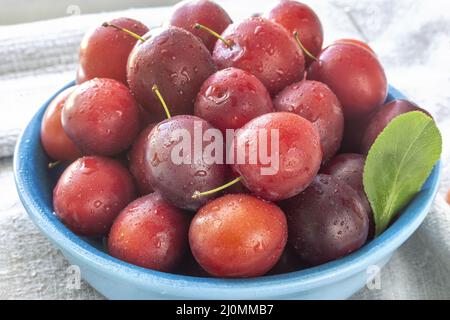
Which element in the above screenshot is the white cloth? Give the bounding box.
[0,0,449,299]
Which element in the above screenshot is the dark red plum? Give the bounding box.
[168,0,232,52]
[127,27,217,121]
[281,174,369,266]
[308,42,387,118]
[195,67,274,133]
[78,17,149,85]
[144,115,226,210]
[360,99,430,154]
[265,0,323,66]
[212,17,305,95]
[322,153,375,239]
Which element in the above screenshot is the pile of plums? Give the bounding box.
[41,0,429,278]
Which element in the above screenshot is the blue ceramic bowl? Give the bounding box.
[14,82,441,300]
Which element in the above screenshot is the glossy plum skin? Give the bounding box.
[360,99,430,154]
[189,194,288,277]
[265,0,323,66]
[168,0,232,52]
[274,80,344,162]
[128,123,156,195]
[232,112,322,201]
[53,156,136,237]
[40,86,83,161]
[108,192,190,272]
[194,67,274,133]
[62,78,141,156]
[127,27,217,121]
[308,43,387,118]
[322,153,375,239]
[212,17,305,96]
[281,174,369,266]
[144,115,226,211]
[77,18,149,85]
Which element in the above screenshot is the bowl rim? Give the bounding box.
[13,82,442,298]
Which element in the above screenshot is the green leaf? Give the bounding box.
[363,111,442,236]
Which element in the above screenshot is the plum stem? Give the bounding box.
[48,161,61,169]
[192,176,243,199]
[152,85,171,119]
[102,22,146,42]
[294,31,318,62]
[194,23,233,48]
